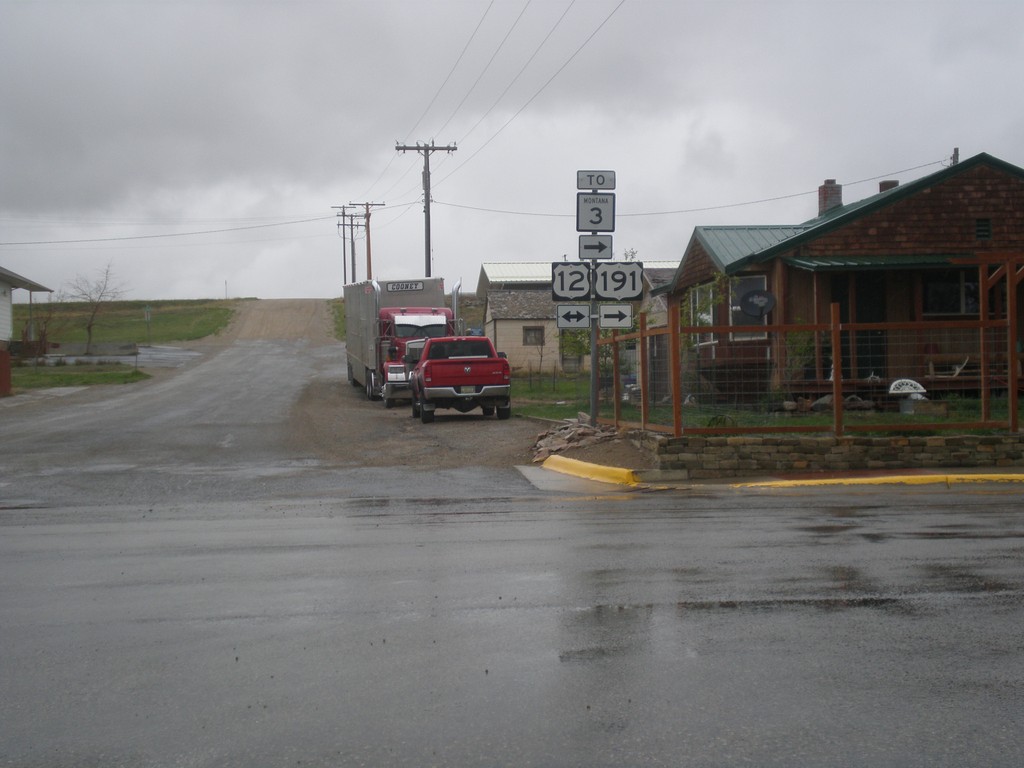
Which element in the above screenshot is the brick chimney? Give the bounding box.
[818,179,843,215]
[879,180,899,193]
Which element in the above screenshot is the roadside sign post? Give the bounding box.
[572,170,630,426]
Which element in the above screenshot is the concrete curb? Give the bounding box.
[541,455,641,486]
[733,473,1024,488]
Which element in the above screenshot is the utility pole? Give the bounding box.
[348,202,384,280]
[396,141,457,277]
[332,206,349,284]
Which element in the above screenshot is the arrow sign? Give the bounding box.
[598,303,633,329]
[579,235,612,260]
[556,304,591,329]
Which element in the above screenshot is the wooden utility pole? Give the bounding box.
[332,206,366,283]
[332,206,348,284]
[348,202,384,279]
[396,141,457,277]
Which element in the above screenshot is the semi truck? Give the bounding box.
[343,277,455,407]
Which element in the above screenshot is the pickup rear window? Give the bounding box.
[427,341,493,360]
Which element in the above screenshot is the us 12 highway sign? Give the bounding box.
[551,262,591,301]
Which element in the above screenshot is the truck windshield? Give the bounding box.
[395,323,447,339]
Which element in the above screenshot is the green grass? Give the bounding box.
[14,299,236,346]
[11,362,150,389]
[8,299,236,392]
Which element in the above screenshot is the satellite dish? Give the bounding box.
[739,289,776,318]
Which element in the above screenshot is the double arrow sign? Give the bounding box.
[557,303,633,330]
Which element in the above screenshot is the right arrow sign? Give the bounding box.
[598,303,633,329]
[578,235,612,260]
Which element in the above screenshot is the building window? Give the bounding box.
[523,326,545,346]
[922,269,979,316]
[975,218,992,240]
[690,283,715,345]
[730,275,768,340]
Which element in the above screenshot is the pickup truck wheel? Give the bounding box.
[411,394,420,418]
[420,405,434,424]
[496,404,511,420]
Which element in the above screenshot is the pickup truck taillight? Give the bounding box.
[502,361,510,381]
[422,361,432,384]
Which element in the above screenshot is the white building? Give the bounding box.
[1,266,53,350]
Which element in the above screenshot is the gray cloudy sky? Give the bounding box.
[2,0,1022,301]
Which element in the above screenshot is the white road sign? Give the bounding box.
[593,261,644,301]
[576,192,615,233]
[576,170,616,190]
[578,235,612,259]
[556,304,591,329]
[598,304,633,329]
[551,262,591,301]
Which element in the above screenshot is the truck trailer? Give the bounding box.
[343,278,455,407]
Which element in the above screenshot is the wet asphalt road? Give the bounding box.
[2,325,1023,766]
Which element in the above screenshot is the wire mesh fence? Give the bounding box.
[597,308,1022,436]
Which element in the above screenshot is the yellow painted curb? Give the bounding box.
[542,455,640,486]
[734,473,1024,488]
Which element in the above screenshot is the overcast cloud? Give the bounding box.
[2,0,1022,301]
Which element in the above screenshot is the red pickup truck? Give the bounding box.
[407,336,512,423]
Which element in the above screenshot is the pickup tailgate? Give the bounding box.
[424,359,508,390]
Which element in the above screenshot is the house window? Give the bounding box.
[523,326,545,346]
[690,283,715,345]
[730,275,768,340]
[922,269,979,316]
[975,218,992,240]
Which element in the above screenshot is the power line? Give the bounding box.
[431,158,950,219]
[0,215,335,247]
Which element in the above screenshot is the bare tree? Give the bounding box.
[66,263,125,355]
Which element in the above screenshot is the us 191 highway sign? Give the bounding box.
[593,261,643,301]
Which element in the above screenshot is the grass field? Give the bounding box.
[14,298,237,347]
[9,299,238,391]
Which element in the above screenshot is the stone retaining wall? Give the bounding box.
[642,434,1024,480]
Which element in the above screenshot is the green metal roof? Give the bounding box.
[694,226,810,270]
[782,253,963,271]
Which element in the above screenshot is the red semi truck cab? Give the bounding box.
[378,306,454,406]
[343,278,455,407]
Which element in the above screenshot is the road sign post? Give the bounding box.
[570,169,633,426]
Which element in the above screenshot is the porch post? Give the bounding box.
[1008,257,1023,432]
[670,295,682,437]
[831,302,844,437]
[639,312,650,429]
